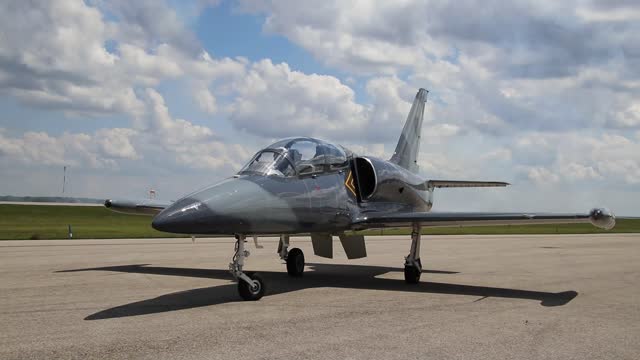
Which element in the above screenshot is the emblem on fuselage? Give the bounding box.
[345,170,357,196]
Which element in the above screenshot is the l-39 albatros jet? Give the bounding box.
[105,88,616,301]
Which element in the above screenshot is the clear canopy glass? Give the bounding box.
[238,137,350,177]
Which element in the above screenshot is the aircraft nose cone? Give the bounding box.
[152,198,210,233]
[151,176,301,235]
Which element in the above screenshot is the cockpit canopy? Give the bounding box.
[238,137,351,177]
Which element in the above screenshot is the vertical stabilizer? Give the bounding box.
[390,88,428,173]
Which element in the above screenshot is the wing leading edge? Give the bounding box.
[353,208,616,230]
[104,199,171,216]
[425,180,510,189]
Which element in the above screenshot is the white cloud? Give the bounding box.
[0,0,638,214]
[364,76,413,132]
[0,0,254,174]
[137,88,249,170]
[243,0,439,75]
[576,5,640,22]
[0,128,131,169]
[508,131,640,185]
[227,59,367,139]
[560,162,602,181]
[481,148,512,162]
[613,103,640,127]
[95,128,139,160]
[525,166,560,185]
[0,0,247,119]
[0,0,143,115]
[239,0,640,137]
[0,89,249,172]
[194,86,218,114]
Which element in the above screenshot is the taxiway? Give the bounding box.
[1,234,638,359]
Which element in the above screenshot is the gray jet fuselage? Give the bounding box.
[151,154,431,235]
[110,88,614,237]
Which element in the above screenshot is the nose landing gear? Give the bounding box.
[230,234,265,301]
[237,272,265,301]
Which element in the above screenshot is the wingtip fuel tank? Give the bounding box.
[589,208,616,230]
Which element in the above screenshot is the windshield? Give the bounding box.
[238,150,296,177]
[269,137,349,175]
[238,137,349,177]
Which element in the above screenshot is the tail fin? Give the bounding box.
[390,88,428,173]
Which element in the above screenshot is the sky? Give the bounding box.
[0,0,639,215]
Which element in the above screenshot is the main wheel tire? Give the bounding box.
[238,272,265,301]
[286,248,305,277]
[404,265,421,284]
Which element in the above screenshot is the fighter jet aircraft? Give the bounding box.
[105,88,616,301]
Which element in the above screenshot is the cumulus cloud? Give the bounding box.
[240,0,640,136]
[525,166,560,185]
[613,103,640,127]
[481,148,512,162]
[0,0,638,213]
[194,87,218,114]
[0,88,249,172]
[0,0,142,115]
[0,127,136,169]
[138,88,248,170]
[510,131,640,186]
[0,0,246,118]
[227,59,367,139]
[98,0,202,55]
[0,0,252,174]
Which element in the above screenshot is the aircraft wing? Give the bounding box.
[104,199,171,216]
[425,180,509,188]
[411,180,509,191]
[353,208,616,230]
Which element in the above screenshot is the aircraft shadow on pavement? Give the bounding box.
[57,263,578,320]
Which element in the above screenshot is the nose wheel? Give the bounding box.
[238,272,265,301]
[230,235,265,301]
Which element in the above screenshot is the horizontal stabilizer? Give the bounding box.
[425,180,510,189]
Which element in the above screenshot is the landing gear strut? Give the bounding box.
[404,223,422,284]
[230,234,265,300]
[278,234,305,277]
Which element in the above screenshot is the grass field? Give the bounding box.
[0,204,638,240]
[0,204,182,240]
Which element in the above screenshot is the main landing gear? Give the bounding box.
[404,223,422,284]
[230,228,418,300]
[278,234,305,277]
[231,234,306,301]
[230,234,265,301]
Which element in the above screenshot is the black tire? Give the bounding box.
[286,248,305,277]
[238,272,265,301]
[404,265,421,284]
